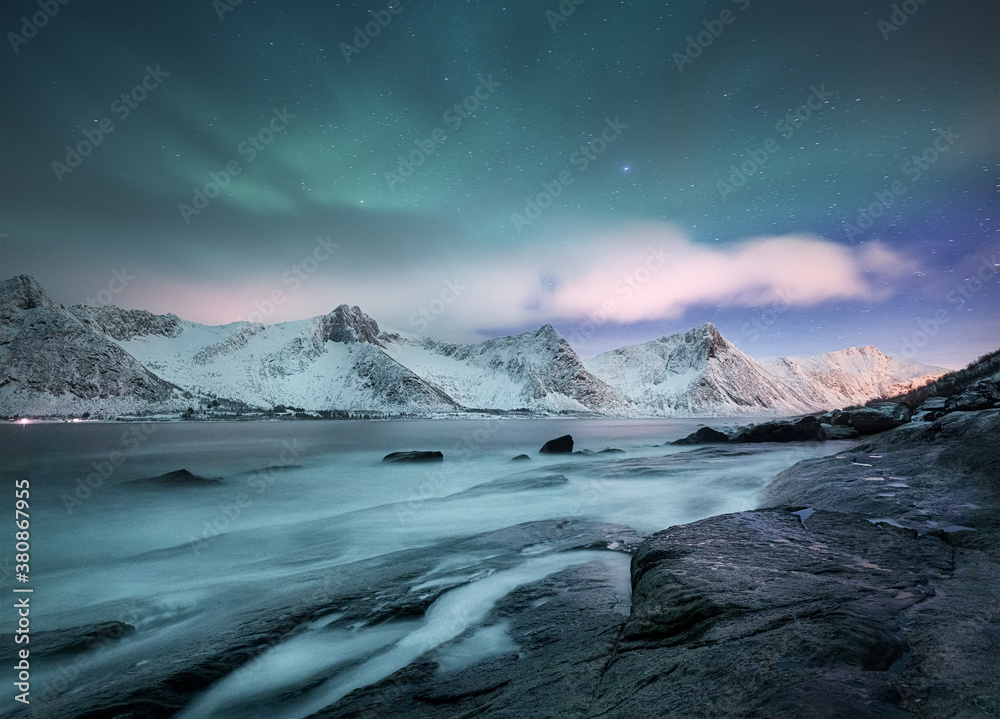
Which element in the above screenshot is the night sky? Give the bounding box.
[1,0,997,368]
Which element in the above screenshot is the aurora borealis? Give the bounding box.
[1,0,997,367]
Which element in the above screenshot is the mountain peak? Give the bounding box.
[676,322,730,359]
[320,304,382,345]
[535,323,561,340]
[1,274,60,315]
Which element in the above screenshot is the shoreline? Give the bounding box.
[317,409,1000,718]
[12,411,998,717]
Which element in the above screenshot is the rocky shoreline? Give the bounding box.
[21,410,998,718]
[313,409,999,718]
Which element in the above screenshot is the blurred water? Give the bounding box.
[0,419,850,717]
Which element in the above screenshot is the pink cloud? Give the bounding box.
[113,223,917,338]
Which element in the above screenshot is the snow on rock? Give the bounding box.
[70,305,182,341]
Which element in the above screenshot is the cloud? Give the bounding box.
[116,222,916,339]
[306,222,916,337]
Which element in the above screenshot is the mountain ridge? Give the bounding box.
[0,275,948,418]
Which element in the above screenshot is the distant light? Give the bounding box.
[17,418,31,425]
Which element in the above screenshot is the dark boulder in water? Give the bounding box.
[672,426,730,445]
[734,416,826,443]
[382,451,444,463]
[539,434,574,454]
[130,469,223,486]
[511,454,531,461]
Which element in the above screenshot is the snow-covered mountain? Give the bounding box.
[0,275,947,418]
[380,325,626,413]
[584,323,947,416]
[0,276,187,416]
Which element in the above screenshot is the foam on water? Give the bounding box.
[180,550,630,719]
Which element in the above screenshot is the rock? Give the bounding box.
[763,410,1000,548]
[671,426,730,445]
[917,396,948,411]
[945,380,1000,412]
[832,401,911,435]
[539,434,573,454]
[733,415,826,443]
[867,401,913,422]
[607,508,956,718]
[129,469,223,486]
[597,447,625,454]
[510,454,531,462]
[382,451,444,463]
[820,423,860,440]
